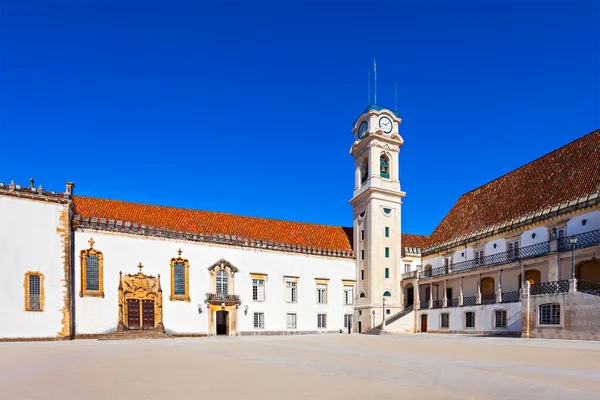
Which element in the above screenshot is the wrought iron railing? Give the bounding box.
[576,280,600,297]
[449,298,459,307]
[529,280,569,296]
[462,296,477,306]
[481,295,496,305]
[501,291,520,303]
[420,300,430,309]
[432,300,443,309]
[421,229,600,280]
[205,293,241,303]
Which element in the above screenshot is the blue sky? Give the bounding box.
[1,1,598,236]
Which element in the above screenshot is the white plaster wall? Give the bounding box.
[419,302,521,333]
[422,255,442,270]
[485,239,506,256]
[74,230,355,335]
[385,310,415,333]
[520,226,549,247]
[568,210,600,236]
[0,196,68,338]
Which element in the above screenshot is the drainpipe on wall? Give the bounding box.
[526,281,531,339]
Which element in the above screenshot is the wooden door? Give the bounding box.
[420,314,428,332]
[127,299,140,330]
[142,300,155,330]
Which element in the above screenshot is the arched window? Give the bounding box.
[380,155,389,178]
[170,249,190,301]
[361,157,369,184]
[80,238,104,298]
[383,291,392,297]
[216,270,229,294]
[359,292,366,298]
[539,304,560,325]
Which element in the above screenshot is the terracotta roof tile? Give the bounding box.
[402,233,429,257]
[73,196,353,253]
[426,129,600,250]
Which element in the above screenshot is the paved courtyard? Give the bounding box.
[1,334,599,400]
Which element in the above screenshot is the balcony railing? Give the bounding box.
[205,293,241,304]
[501,291,520,303]
[462,296,477,306]
[481,295,496,305]
[529,280,569,296]
[401,270,418,280]
[421,229,600,280]
[449,298,459,307]
[420,300,430,309]
[576,280,600,297]
[432,300,443,309]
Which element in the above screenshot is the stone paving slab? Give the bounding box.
[0,334,599,400]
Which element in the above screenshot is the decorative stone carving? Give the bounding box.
[117,263,164,332]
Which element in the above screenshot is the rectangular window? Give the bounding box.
[557,228,565,239]
[508,240,519,259]
[28,274,41,311]
[173,262,186,295]
[344,314,352,329]
[441,313,449,328]
[386,309,391,315]
[361,250,364,260]
[540,304,560,325]
[385,268,389,279]
[444,257,452,267]
[285,281,297,303]
[253,312,264,329]
[344,286,353,305]
[385,247,389,258]
[404,264,411,273]
[317,314,327,329]
[474,250,484,266]
[425,287,431,301]
[361,270,364,280]
[361,230,364,241]
[286,313,297,329]
[495,310,507,328]
[385,227,389,237]
[86,255,100,291]
[465,312,475,328]
[252,279,265,302]
[316,284,327,304]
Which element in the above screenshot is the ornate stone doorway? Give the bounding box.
[118,263,164,332]
[205,259,240,336]
[216,310,229,335]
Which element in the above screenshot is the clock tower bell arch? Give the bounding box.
[350,104,405,332]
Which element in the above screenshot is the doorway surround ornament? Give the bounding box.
[117,262,164,332]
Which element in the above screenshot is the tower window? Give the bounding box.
[385,247,389,258]
[385,268,389,278]
[361,250,364,260]
[361,157,369,184]
[380,155,390,178]
[385,227,389,237]
[361,230,364,241]
[383,291,391,297]
[383,208,391,214]
[361,270,364,280]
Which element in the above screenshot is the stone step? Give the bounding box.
[98,331,173,341]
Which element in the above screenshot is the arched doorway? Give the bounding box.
[216,310,229,335]
[576,259,600,283]
[518,269,541,288]
[117,263,164,332]
[481,277,495,303]
[404,283,414,308]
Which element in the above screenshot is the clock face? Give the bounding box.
[358,121,368,139]
[379,116,393,133]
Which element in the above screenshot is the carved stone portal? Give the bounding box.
[117,263,164,332]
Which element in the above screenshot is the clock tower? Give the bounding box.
[350,104,405,332]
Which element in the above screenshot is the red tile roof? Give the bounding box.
[73,196,354,254]
[402,233,429,257]
[426,129,600,252]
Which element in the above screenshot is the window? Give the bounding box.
[80,238,104,298]
[384,268,389,279]
[380,155,390,178]
[425,287,431,301]
[361,230,364,241]
[216,270,229,294]
[317,314,327,328]
[495,310,507,328]
[465,311,475,328]
[361,250,364,260]
[361,158,369,184]
[385,247,389,258]
[444,257,452,267]
[383,208,391,214]
[386,309,391,315]
[170,249,190,301]
[441,313,449,328]
[475,249,484,265]
[285,281,297,302]
[385,227,389,237]
[404,264,411,273]
[252,279,265,302]
[344,314,353,329]
[344,285,353,305]
[508,240,519,259]
[253,312,264,329]
[539,304,560,325]
[286,313,297,329]
[24,272,44,311]
[359,291,366,298]
[556,228,565,239]
[361,270,364,280]
[383,291,391,297]
[317,284,327,304]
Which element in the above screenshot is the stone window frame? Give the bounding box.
[24,271,45,312]
[505,235,520,259]
[284,276,298,303]
[80,238,104,298]
[286,313,297,329]
[493,308,508,328]
[464,310,476,329]
[170,249,190,302]
[316,279,329,304]
[251,273,267,302]
[317,313,327,329]
[343,283,354,305]
[440,312,450,329]
[538,303,562,327]
[253,312,265,329]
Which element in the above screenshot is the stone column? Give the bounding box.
[548,253,560,282]
[497,269,502,303]
[415,279,420,310]
[476,274,482,305]
[443,279,448,308]
[429,282,433,309]
[459,276,464,306]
